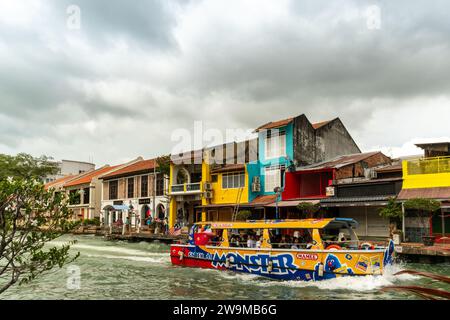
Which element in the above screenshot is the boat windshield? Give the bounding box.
[269,229,314,249]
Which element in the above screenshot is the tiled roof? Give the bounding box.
[45,175,77,189]
[255,118,294,131]
[100,159,157,179]
[312,120,332,129]
[255,116,334,132]
[64,165,119,187]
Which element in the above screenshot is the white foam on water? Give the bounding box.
[85,253,170,264]
[203,263,421,293]
[51,241,168,257]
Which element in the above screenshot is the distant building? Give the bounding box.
[44,159,95,184]
[398,142,450,242]
[64,165,120,221]
[99,158,169,228]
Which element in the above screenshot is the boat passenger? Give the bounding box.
[280,235,289,249]
[247,235,256,248]
[291,238,300,250]
[255,236,262,249]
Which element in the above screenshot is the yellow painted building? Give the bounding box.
[168,149,251,228]
[402,156,450,189]
[399,154,450,240]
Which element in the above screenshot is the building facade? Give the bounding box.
[64,165,120,220]
[100,158,169,228]
[247,115,361,204]
[398,142,450,242]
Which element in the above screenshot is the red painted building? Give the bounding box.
[283,169,334,200]
[282,152,392,202]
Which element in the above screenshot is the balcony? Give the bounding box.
[403,157,450,189]
[170,182,202,195]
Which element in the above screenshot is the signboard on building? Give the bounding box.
[113,200,124,206]
[139,198,151,205]
[326,187,335,197]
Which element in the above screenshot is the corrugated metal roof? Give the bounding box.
[238,195,278,207]
[296,151,383,171]
[320,196,393,207]
[265,199,320,207]
[398,187,450,201]
[375,164,403,173]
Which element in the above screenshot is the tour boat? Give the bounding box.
[170,218,395,281]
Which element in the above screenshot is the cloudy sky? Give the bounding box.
[1,0,449,166]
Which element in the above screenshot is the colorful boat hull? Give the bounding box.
[170,241,395,281]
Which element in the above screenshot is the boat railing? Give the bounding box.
[202,239,389,250]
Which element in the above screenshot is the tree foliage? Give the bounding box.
[235,210,252,221]
[404,198,441,213]
[379,197,403,219]
[404,198,441,231]
[0,153,78,294]
[156,155,171,177]
[297,202,320,218]
[0,153,59,180]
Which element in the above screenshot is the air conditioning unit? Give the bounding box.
[204,182,213,191]
[326,186,335,197]
[252,182,261,193]
[364,168,378,179]
[253,176,261,184]
[204,191,213,199]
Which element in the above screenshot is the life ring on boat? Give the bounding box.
[360,243,375,250]
[325,245,342,251]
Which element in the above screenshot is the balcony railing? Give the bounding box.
[171,182,202,194]
[406,156,450,176]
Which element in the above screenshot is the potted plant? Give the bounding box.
[404,198,441,246]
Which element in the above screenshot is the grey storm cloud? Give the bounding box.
[0,0,449,164]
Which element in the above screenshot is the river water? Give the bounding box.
[1,235,449,300]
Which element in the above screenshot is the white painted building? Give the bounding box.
[44,159,95,184]
[99,157,169,228]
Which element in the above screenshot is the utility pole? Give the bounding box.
[153,164,157,219]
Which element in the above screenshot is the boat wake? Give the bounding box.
[51,241,168,257]
[84,253,170,264]
[211,262,420,293]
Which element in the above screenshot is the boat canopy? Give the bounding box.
[195,218,358,230]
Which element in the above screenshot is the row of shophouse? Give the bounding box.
[45,157,169,230]
[46,113,450,243]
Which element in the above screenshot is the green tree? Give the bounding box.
[0,153,59,180]
[404,198,441,236]
[0,153,78,294]
[235,210,252,221]
[297,202,320,219]
[156,155,171,177]
[379,197,403,219]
